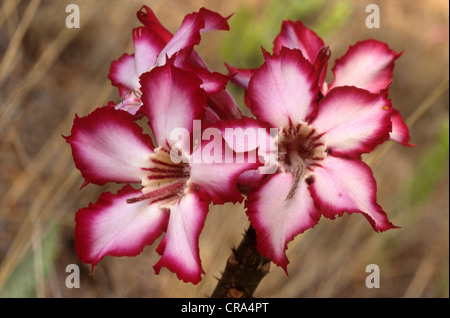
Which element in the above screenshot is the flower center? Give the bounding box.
[278,123,326,200]
[127,147,190,208]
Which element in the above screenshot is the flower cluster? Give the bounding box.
[65,6,411,284]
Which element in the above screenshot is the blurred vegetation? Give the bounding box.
[221,0,353,68]
[220,0,352,113]
[0,225,60,297]
[401,118,449,208]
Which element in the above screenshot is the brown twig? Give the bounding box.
[211,225,271,298]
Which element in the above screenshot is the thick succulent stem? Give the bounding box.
[211,225,271,298]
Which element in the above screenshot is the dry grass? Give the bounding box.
[0,0,448,298]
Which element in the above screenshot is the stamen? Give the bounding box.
[127,179,186,204]
[129,147,190,207]
[285,167,303,201]
[278,122,326,200]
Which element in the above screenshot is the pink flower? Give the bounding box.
[65,61,257,284]
[109,6,241,120]
[228,47,400,271]
[226,20,412,146]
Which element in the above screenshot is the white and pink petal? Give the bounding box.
[108,53,139,90]
[390,108,414,146]
[172,49,230,95]
[75,185,169,270]
[140,61,207,149]
[311,86,392,158]
[136,5,173,44]
[212,117,279,173]
[327,39,402,94]
[133,26,166,75]
[186,51,243,121]
[309,155,398,232]
[273,20,325,64]
[247,47,319,128]
[189,134,262,204]
[197,7,231,33]
[225,63,257,89]
[246,172,321,271]
[155,8,230,66]
[153,188,210,284]
[65,106,154,186]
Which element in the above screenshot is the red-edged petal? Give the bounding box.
[198,70,230,95]
[225,63,257,89]
[390,108,414,146]
[213,117,279,175]
[140,61,207,149]
[155,8,230,66]
[65,106,154,186]
[311,86,392,158]
[189,133,262,204]
[108,53,139,90]
[197,7,231,32]
[75,185,168,270]
[246,172,321,271]
[223,19,327,91]
[328,39,402,94]
[236,169,266,192]
[313,46,331,89]
[172,49,230,95]
[185,50,243,121]
[206,89,243,121]
[133,26,166,75]
[137,5,173,43]
[273,20,325,64]
[310,155,398,232]
[153,188,210,284]
[247,47,319,128]
[203,106,221,124]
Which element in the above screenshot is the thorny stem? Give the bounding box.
[211,225,271,298]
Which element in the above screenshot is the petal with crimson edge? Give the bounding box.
[225,19,327,90]
[133,26,166,75]
[108,53,139,90]
[197,7,231,33]
[172,49,230,95]
[75,185,169,271]
[390,108,414,146]
[246,172,321,271]
[212,116,279,176]
[206,89,243,121]
[155,8,230,66]
[225,63,257,89]
[137,5,173,43]
[311,86,392,158]
[327,39,402,94]
[247,47,319,128]
[189,135,262,204]
[65,106,154,186]
[273,20,325,64]
[186,50,242,121]
[153,188,210,284]
[140,62,207,150]
[309,155,399,232]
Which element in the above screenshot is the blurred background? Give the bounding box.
[0,0,448,298]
